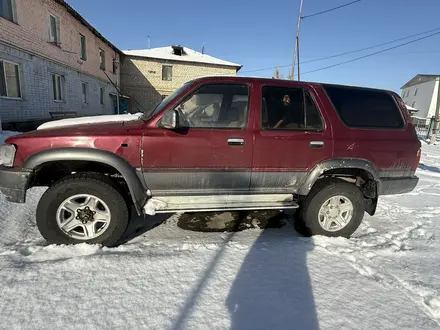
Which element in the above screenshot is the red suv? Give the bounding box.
[0,76,421,246]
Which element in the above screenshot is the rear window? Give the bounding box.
[324,86,405,129]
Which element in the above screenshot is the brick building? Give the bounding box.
[0,0,122,128]
[121,46,242,114]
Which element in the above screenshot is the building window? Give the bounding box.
[414,88,418,96]
[162,65,172,81]
[0,60,21,98]
[81,82,88,104]
[49,14,60,45]
[79,33,86,60]
[99,49,105,70]
[52,74,64,101]
[100,87,104,105]
[112,58,116,74]
[0,0,16,22]
[412,101,416,108]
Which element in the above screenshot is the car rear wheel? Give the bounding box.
[295,178,365,238]
[36,173,129,246]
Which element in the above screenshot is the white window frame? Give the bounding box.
[0,0,17,23]
[52,74,64,101]
[49,14,60,45]
[99,49,105,70]
[79,33,87,60]
[0,59,22,99]
[81,82,88,104]
[162,65,172,81]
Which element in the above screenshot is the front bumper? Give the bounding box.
[378,176,419,195]
[0,166,33,203]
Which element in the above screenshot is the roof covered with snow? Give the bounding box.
[123,46,242,71]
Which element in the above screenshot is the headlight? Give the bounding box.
[0,144,16,167]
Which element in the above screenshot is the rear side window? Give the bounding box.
[324,86,404,129]
[262,86,323,131]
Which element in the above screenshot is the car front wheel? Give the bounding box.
[36,173,129,246]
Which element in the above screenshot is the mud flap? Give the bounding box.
[365,197,378,216]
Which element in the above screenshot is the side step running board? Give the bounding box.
[143,194,299,215]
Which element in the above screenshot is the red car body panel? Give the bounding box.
[4,75,420,199]
[8,121,144,168]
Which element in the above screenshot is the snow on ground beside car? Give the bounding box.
[0,141,440,329]
[37,112,143,130]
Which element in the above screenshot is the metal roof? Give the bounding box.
[401,74,440,89]
[123,46,242,71]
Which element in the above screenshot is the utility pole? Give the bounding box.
[292,0,304,81]
[147,35,151,49]
[429,77,440,144]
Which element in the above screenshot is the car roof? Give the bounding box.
[188,76,395,95]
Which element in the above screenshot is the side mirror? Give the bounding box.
[159,109,179,129]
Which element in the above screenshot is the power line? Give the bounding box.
[299,30,440,76]
[240,27,440,74]
[302,0,362,19]
[301,27,440,65]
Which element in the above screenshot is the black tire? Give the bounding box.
[36,173,129,246]
[295,178,365,238]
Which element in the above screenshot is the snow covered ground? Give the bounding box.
[1,132,440,329]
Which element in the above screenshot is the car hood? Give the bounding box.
[9,120,144,140]
[6,112,148,141]
[37,113,143,130]
[6,118,146,168]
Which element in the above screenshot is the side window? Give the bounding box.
[261,86,323,130]
[176,84,249,129]
[304,92,323,130]
[324,86,404,129]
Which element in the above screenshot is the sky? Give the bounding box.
[67,0,440,93]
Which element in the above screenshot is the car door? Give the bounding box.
[141,82,254,195]
[251,83,333,193]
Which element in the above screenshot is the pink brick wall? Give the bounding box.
[0,0,120,84]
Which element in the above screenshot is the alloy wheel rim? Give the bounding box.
[318,195,354,232]
[56,194,111,240]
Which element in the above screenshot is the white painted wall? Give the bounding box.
[401,79,438,118]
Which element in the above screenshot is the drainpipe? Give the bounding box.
[116,90,120,114]
[429,77,440,144]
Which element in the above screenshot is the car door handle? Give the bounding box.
[310,141,324,148]
[228,138,244,146]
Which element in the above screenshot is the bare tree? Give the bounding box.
[273,67,283,79]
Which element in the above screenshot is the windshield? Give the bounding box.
[144,82,192,121]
